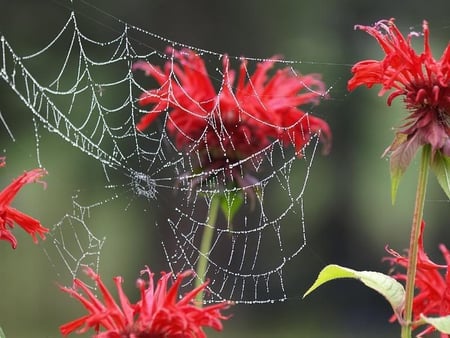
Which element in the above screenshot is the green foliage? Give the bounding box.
[0,326,5,338]
[303,264,405,317]
[430,150,450,199]
[390,165,403,205]
[219,190,244,225]
[421,314,450,335]
[388,133,420,204]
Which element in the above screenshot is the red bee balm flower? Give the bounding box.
[133,48,331,168]
[60,266,231,338]
[385,221,450,337]
[348,19,450,172]
[0,161,48,249]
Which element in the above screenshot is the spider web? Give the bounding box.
[0,1,329,303]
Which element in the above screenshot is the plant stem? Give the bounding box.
[401,145,431,338]
[195,194,221,305]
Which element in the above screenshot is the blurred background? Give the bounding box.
[0,0,449,337]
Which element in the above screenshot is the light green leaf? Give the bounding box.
[220,190,243,225]
[303,264,405,315]
[430,150,450,199]
[421,314,450,334]
[0,326,5,338]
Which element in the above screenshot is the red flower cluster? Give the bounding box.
[0,158,48,249]
[385,221,450,337]
[133,48,331,168]
[60,266,230,338]
[348,19,450,171]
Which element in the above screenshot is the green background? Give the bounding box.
[0,0,448,337]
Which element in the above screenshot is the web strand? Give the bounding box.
[1,4,329,303]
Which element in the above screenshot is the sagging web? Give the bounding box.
[0,2,330,303]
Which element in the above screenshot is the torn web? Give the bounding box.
[0,2,329,303]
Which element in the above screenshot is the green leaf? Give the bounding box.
[303,264,405,315]
[387,133,420,204]
[390,164,403,205]
[430,150,450,199]
[421,314,450,334]
[0,326,5,338]
[219,190,243,224]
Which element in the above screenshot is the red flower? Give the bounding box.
[60,266,231,338]
[348,19,450,172]
[385,221,450,337]
[0,161,48,249]
[133,48,331,171]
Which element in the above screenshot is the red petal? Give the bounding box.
[59,314,92,336]
[0,226,18,249]
[4,207,48,243]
